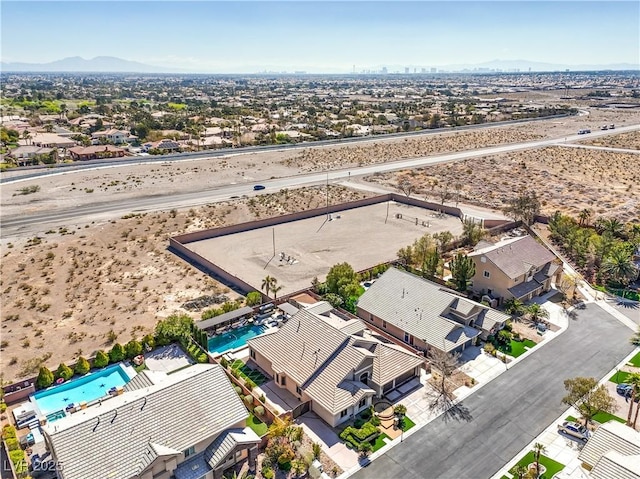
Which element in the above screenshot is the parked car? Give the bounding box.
[617,383,633,397]
[253,184,266,191]
[557,421,590,442]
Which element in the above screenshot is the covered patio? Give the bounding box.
[195,306,254,335]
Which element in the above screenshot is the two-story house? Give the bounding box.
[468,235,562,304]
[42,364,260,479]
[247,308,424,427]
[356,268,511,355]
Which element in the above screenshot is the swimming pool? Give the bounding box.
[33,363,131,416]
[208,324,267,354]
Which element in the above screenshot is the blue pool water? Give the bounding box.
[33,364,130,416]
[208,324,267,353]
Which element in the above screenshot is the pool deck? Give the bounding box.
[144,344,194,374]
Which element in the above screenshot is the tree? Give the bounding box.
[423,248,440,279]
[602,247,637,286]
[396,176,415,198]
[597,218,625,238]
[428,348,460,398]
[438,186,452,205]
[578,208,593,227]
[36,366,54,389]
[21,130,31,145]
[245,291,262,306]
[504,298,525,317]
[74,357,90,375]
[525,303,550,325]
[461,218,485,246]
[449,253,476,292]
[154,313,193,346]
[56,362,74,381]
[512,464,528,479]
[261,275,273,297]
[109,343,125,363]
[502,190,541,225]
[533,442,547,478]
[624,372,640,427]
[433,231,454,252]
[93,350,109,368]
[125,340,143,359]
[562,377,617,427]
[270,277,284,300]
[325,262,360,301]
[396,246,414,268]
[323,293,344,308]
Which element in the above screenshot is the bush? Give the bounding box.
[109,343,125,363]
[5,437,20,451]
[234,386,242,395]
[93,350,109,368]
[370,415,381,426]
[56,362,73,381]
[360,408,372,420]
[259,394,265,403]
[9,449,26,470]
[244,394,254,405]
[246,291,262,306]
[254,405,265,416]
[245,379,254,391]
[278,454,292,471]
[220,357,229,369]
[484,342,496,354]
[36,366,54,389]
[230,368,239,378]
[262,467,274,479]
[351,422,378,441]
[74,356,90,375]
[312,442,322,460]
[142,334,155,350]
[125,340,143,359]
[354,418,365,428]
[3,425,17,439]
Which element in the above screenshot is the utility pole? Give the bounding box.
[326,171,330,219]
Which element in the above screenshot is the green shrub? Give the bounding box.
[370,415,381,426]
[259,394,265,403]
[234,386,242,395]
[9,449,25,470]
[262,467,274,479]
[74,356,90,375]
[351,422,378,441]
[245,380,254,391]
[36,366,54,389]
[5,437,20,451]
[244,394,254,405]
[220,357,229,369]
[3,425,17,439]
[354,418,365,428]
[254,405,265,416]
[56,362,73,381]
[109,343,125,363]
[125,340,143,359]
[93,350,109,368]
[312,442,322,460]
[360,408,371,420]
[278,455,292,471]
[142,334,155,350]
[230,368,239,378]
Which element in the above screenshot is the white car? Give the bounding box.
[557,421,590,442]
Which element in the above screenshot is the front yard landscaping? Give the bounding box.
[338,405,415,453]
[495,338,536,358]
[629,351,640,368]
[247,412,268,436]
[371,433,390,452]
[609,370,632,384]
[592,411,626,424]
[508,451,565,479]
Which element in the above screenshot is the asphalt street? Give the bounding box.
[352,303,636,479]
[3,124,639,239]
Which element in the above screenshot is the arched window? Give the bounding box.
[359,372,369,385]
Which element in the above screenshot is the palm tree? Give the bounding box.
[625,372,640,427]
[578,208,593,227]
[513,464,528,479]
[631,327,640,346]
[533,442,547,478]
[598,218,625,238]
[602,248,636,286]
[21,129,32,145]
[261,275,273,297]
[269,277,284,301]
[504,298,525,317]
[526,303,550,325]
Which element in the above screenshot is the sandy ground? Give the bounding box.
[582,129,640,150]
[185,201,464,295]
[2,109,640,382]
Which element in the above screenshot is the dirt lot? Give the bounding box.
[185,201,463,295]
[2,109,640,383]
[582,129,640,150]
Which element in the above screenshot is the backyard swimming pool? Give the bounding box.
[208,324,267,354]
[33,363,131,417]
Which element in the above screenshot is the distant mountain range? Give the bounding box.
[1,56,638,74]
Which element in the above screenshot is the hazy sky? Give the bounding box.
[2,1,638,72]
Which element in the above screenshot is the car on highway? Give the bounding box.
[578,129,591,134]
[253,185,266,191]
[557,421,590,442]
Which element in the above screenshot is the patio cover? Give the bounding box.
[195,306,254,331]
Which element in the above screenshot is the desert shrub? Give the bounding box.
[5,437,20,451]
[244,394,254,405]
[142,334,155,350]
[93,350,109,368]
[220,357,229,369]
[484,342,496,354]
[278,454,292,471]
[109,343,125,363]
[312,442,322,459]
[259,394,265,403]
[55,362,73,381]
[74,356,90,375]
[234,386,242,395]
[254,405,265,416]
[35,366,54,389]
[262,467,274,479]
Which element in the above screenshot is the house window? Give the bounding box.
[369,313,373,321]
[404,332,410,343]
[340,409,348,418]
[296,386,302,395]
[359,398,367,409]
[382,320,387,329]
[184,446,196,458]
[483,271,490,278]
[250,349,256,359]
[280,375,286,386]
[359,372,369,385]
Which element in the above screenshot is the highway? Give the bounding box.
[2,124,638,239]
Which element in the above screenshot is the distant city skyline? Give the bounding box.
[2,1,639,73]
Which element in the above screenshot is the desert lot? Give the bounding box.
[184,201,463,295]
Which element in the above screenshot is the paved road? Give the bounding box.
[352,303,635,479]
[3,125,639,239]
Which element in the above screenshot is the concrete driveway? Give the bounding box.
[350,303,636,479]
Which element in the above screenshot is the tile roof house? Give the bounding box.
[43,364,259,479]
[468,235,562,304]
[68,144,127,160]
[91,128,136,144]
[578,421,640,479]
[247,308,424,427]
[356,268,511,354]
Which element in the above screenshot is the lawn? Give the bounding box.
[247,413,268,436]
[564,415,577,423]
[509,451,565,479]
[629,351,640,368]
[609,370,632,384]
[495,339,537,358]
[371,433,390,452]
[592,411,626,424]
[401,416,416,432]
[230,359,268,386]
